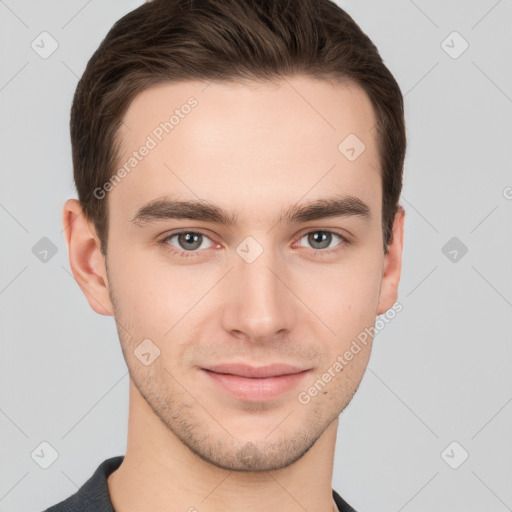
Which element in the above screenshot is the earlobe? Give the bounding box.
[376,206,405,316]
[62,198,114,316]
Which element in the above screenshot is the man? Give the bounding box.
[47,0,406,510]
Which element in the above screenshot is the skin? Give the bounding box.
[63,76,404,512]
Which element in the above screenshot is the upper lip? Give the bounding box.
[203,363,310,378]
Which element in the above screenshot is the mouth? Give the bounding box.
[201,363,311,402]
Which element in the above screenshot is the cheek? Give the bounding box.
[298,342,372,413]
[295,250,383,334]
[108,242,177,309]
[108,247,222,362]
[106,244,172,333]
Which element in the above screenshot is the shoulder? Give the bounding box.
[41,455,124,512]
[333,488,358,512]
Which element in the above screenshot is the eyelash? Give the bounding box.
[158,229,350,258]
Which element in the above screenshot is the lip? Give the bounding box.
[201,364,311,402]
[205,363,309,378]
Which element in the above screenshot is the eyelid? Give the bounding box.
[294,226,350,242]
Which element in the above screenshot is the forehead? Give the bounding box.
[110,76,381,225]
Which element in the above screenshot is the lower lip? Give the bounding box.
[202,369,310,402]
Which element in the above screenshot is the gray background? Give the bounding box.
[1,1,511,511]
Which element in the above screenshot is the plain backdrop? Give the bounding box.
[0,1,511,511]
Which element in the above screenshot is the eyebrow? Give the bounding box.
[131,194,371,227]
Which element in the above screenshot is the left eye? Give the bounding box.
[297,231,344,250]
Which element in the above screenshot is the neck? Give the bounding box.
[107,379,340,512]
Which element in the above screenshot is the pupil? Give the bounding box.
[180,232,201,250]
[309,231,330,249]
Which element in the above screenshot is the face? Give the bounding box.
[76,76,403,472]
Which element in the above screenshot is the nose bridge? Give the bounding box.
[220,238,295,340]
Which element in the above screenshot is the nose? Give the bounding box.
[219,244,296,342]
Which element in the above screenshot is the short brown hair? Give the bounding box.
[70,0,406,255]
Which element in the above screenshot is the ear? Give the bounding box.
[376,206,405,315]
[62,198,114,316]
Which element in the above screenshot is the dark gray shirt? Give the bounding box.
[42,455,357,512]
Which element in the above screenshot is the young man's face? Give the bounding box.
[69,76,403,472]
